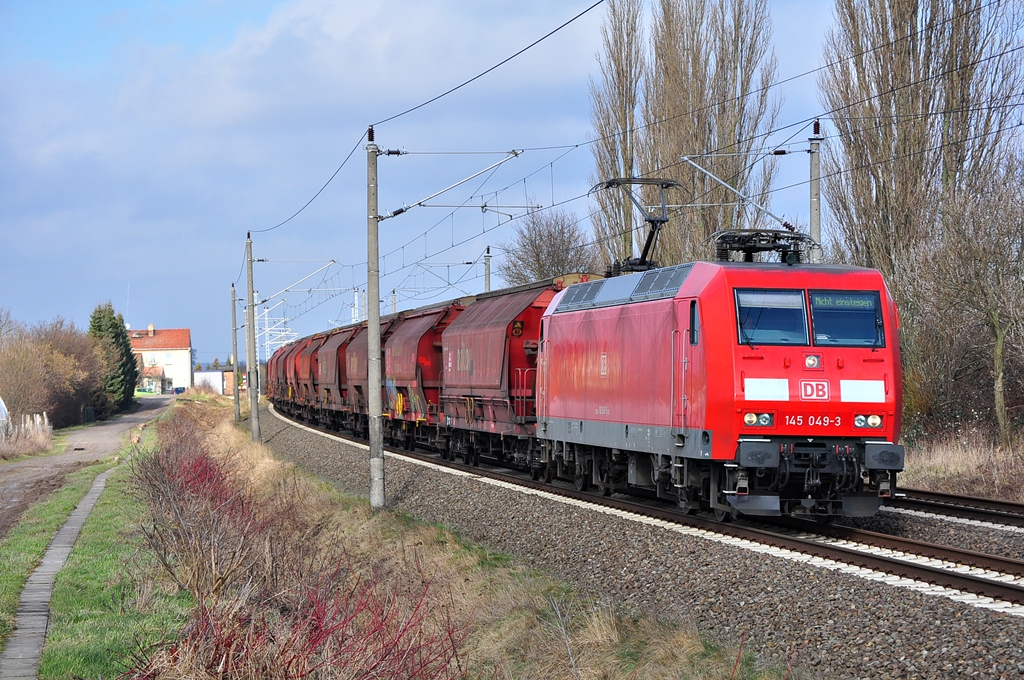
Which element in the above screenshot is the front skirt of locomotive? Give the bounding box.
[729,437,905,517]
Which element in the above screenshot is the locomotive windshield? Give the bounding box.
[735,289,808,346]
[809,290,885,347]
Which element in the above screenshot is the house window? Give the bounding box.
[165,353,173,365]
[147,353,157,365]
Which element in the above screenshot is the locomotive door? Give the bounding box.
[683,299,699,424]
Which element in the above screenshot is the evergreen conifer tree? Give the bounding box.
[88,302,138,412]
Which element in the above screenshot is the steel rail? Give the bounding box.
[272,409,1024,605]
[771,517,1024,577]
[889,488,1024,528]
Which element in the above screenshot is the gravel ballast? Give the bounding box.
[261,408,1024,679]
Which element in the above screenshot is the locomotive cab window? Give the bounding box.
[689,300,699,345]
[809,290,884,347]
[735,289,808,346]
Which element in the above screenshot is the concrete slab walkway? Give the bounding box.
[0,466,116,679]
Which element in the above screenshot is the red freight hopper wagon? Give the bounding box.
[440,276,592,467]
[267,346,285,400]
[345,317,403,433]
[296,334,327,407]
[539,260,904,520]
[316,327,359,420]
[283,339,309,402]
[384,303,464,450]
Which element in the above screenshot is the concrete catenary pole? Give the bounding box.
[809,119,824,264]
[484,246,491,292]
[246,233,261,443]
[366,127,385,510]
[231,283,241,423]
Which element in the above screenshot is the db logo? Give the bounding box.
[800,380,830,401]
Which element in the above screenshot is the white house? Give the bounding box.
[130,325,193,392]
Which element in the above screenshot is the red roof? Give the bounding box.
[130,328,192,351]
[142,366,165,378]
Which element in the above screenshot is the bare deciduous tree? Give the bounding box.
[0,310,107,428]
[931,157,1024,445]
[590,0,781,267]
[498,207,603,286]
[819,0,1024,438]
[0,330,48,421]
[590,0,644,265]
[640,0,780,265]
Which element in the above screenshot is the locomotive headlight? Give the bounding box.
[743,413,773,427]
[854,414,883,428]
[805,354,821,369]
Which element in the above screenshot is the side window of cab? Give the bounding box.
[689,300,699,345]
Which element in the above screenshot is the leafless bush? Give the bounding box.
[129,411,267,600]
[126,561,465,680]
[124,407,468,678]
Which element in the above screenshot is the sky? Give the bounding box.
[0,0,834,366]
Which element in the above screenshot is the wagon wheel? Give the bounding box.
[469,448,480,467]
[713,506,734,523]
[543,464,554,484]
[530,466,541,481]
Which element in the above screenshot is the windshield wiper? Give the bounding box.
[740,326,757,349]
[870,316,883,352]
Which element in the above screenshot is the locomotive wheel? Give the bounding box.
[543,464,554,484]
[596,467,612,496]
[713,506,734,523]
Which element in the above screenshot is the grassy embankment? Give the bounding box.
[24,392,791,679]
[902,433,1024,503]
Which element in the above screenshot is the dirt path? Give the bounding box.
[0,396,171,540]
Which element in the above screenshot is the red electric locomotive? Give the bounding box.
[537,252,903,519]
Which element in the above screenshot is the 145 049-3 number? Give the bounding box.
[784,415,842,427]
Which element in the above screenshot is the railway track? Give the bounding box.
[275,409,1024,608]
[888,488,1024,528]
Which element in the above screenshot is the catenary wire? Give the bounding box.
[371,1,605,126]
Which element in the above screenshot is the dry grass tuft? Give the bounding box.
[902,431,1024,502]
[0,428,51,460]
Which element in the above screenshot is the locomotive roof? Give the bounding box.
[553,260,880,314]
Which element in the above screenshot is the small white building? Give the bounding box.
[130,325,193,393]
[194,371,225,395]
